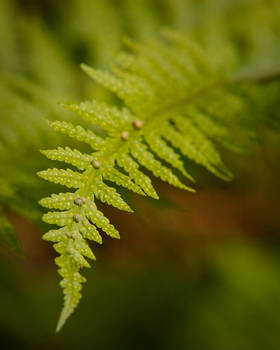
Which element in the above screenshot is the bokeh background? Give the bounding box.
[0,0,280,349]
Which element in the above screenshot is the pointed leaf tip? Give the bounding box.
[80,63,94,76]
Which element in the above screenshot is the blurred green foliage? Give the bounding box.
[1,240,280,349]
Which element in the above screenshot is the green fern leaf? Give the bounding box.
[39,31,261,331]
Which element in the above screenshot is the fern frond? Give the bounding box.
[0,208,21,253]
[39,31,270,331]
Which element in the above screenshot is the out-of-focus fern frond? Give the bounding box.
[20,18,78,98]
[0,0,20,72]
[0,208,21,253]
